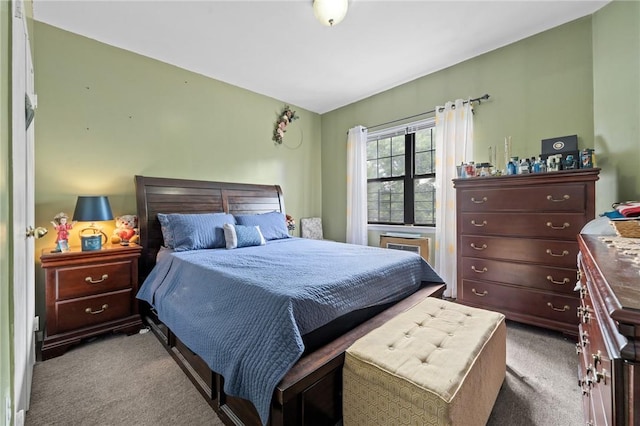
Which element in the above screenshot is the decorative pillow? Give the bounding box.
[223,223,266,249]
[157,212,235,251]
[234,211,290,241]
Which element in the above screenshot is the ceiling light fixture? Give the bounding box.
[313,0,348,27]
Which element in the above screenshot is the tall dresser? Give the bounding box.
[453,168,599,335]
[576,234,640,425]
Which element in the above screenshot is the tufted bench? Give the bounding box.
[343,297,506,426]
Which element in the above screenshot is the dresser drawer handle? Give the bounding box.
[592,350,602,367]
[470,243,487,251]
[471,196,487,204]
[547,194,570,202]
[471,288,488,297]
[547,275,570,285]
[85,304,109,315]
[471,266,488,273]
[546,249,569,257]
[547,302,570,312]
[546,222,570,230]
[85,274,108,284]
[471,220,487,227]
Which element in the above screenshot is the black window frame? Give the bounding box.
[367,121,436,227]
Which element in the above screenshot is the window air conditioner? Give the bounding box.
[379,234,430,263]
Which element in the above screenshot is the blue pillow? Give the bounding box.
[157,213,235,251]
[234,211,290,241]
[157,213,175,248]
[223,223,266,249]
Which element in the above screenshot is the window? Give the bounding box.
[367,120,436,226]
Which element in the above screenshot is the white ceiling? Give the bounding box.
[32,0,610,114]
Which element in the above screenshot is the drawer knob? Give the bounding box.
[471,196,487,204]
[471,266,488,274]
[85,304,109,315]
[595,369,607,385]
[85,274,108,284]
[470,243,487,251]
[546,249,569,257]
[471,220,487,227]
[471,288,488,297]
[547,194,571,202]
[592,351,602,367]
[547,302,571,312]
[575,343,582,355]
[547,275,570,285]
[546,222,570,230]
[581,331,589,347]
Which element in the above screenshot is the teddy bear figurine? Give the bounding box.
[111,214,139,246]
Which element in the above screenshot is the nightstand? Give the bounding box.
[40,244,143,360]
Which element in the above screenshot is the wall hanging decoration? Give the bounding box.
[272,105,299,145]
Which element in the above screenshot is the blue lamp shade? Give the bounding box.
[72,196,114,222]
[73,196,113,251]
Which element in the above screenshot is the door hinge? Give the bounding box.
[33,316,39,332]
[14,0,22,18]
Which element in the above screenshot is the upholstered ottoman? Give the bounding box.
[343,298,506,426]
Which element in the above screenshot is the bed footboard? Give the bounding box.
[143,283,445,426]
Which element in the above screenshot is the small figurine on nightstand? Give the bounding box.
[51,212,76,253]
[286,214,296,235]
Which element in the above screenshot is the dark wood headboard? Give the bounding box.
[134,175,285,281]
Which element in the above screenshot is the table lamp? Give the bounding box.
[72,196,114,251]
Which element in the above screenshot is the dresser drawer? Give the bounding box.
[459,212,588,238]
[460,235,579,268]
[579,319,614,425]
[55,260,134,300]
[461,257,578,295]
[458,184,587,212]
[55,289,133,334]
[460,279,579,326]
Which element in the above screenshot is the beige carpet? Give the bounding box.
[25,321,581,425]
[26,331,222,426]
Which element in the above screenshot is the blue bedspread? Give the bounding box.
[137,237,443,424]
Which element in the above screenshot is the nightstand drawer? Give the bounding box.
[56,289,132,333]
[56,260,134,299]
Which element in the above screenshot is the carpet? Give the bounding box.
[25,320,581,425]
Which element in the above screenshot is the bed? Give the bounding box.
[134,175,446,426]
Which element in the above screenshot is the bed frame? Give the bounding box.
[134,175,445,426]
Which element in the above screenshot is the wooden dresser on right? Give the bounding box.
[576,234,640,426]
[453,169,599,335]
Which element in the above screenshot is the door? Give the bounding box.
[12,1,37,424]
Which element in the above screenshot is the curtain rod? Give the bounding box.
[363,93,490,132]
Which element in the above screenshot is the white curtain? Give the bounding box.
[435,99,474,298]
[346,125,368,245]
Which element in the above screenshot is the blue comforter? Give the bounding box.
[137,237,443,424]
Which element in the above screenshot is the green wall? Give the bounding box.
[33,22,322,324]
[320,16,596,243]
[1,3,13,425]
[592,0,640,212]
